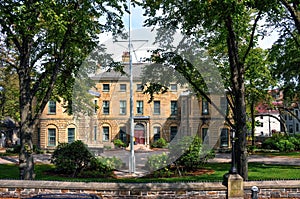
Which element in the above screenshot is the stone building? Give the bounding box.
[35,62,231,151]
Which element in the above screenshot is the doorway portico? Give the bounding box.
[133,116,150,146]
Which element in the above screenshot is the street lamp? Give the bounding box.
[229,128,237,174]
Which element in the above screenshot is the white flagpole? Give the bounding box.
[128,0,135,174]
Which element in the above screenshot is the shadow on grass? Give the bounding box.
[0,162,299,182]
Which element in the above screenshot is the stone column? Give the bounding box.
[227,174,244,199]
[146,121,150,146]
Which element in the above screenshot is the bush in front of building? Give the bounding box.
[51,140,94,177]
[78,156,123,178]
[146,136,215,177]
[262,134,300,152]
[113,139,127,148]
[151,138,168,148]
[171,136,215,171]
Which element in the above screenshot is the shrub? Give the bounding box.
[262,134,300,152]
[113,139,127,148]
[78,157,113,178]
[51,140,94,177]
[96,156,123,170]
[275,139,295,152]
[145,152,168,172]
[169,136,215,171]
[151,138,168,148]
[288,136,300,150]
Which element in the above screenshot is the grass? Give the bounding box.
[254,150,300,158]
[0,162,299,182]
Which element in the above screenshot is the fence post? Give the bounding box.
[251,186,259,199]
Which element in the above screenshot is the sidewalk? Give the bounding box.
[1,152,299,166]
[208,153,300,165]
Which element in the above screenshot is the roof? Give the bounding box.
[90,63,146,81]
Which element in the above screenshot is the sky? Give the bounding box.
[99,2,279,62]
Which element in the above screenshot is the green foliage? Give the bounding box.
[170,136,215,171]
[146,136,215,177]
[145,152,169,172]
[151,138,168,148]
[96,156,123,170]
[113,139,127,148]
[78,156,123,178]
[262,134,300,152]
[78,157,113,178]
[51,140,94,177]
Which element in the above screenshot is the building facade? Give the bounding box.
[36,63,231,151]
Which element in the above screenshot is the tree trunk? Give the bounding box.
[18,56,36,180]
[251,100,255,146]
[19,122,35,180]
[225,15,248,180]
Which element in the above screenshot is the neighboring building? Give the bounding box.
[254,89,283,137]
[282,103,300,135]
[36,59,231,151]
[255,103,281,137]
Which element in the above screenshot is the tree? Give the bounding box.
[268,0,300,101]
[0,0,126,180]
[141,0,279,180]
[244,48,275,145]
[0,65,20,122]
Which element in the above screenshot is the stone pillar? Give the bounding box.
[227,174,244,199]
[146,122,150,146]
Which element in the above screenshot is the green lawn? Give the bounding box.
[1,162,299,182]
[254,151,300,158]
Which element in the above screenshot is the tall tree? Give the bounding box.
[0,0,126,180]
[244,48,275,145]
[268,0,300,101]
[141,0,278,180]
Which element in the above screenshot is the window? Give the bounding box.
[284,115,287,120]
[94,99,98,114]
[260,122,263,127]
[296,110,299,117]
[103,127,109,141]
[120,100,126,115]
[220,97,228,113]
[137,84,143,91]
[296,123,299,132]
[202,99,209,115]
[289,125,293,134]
[48,101,56,114]
[220,128,229,147]
[48,128,56,146]
[120,84,126,92]
[171,101,178,115]
[202,128,208,142]
[94,125,97,141]
[102,101,110,114]
[170,84,177,91]
[103,84,110,92]
[68,128,75,143]
[119,126,127,143]
[289,114,292,120]
[153,126,161,142]
[153,101,160,114]
[170,126,178,141]
[137,100,143,114]
[260,115,263,119]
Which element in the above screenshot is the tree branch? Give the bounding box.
[280,0,300,34]
[243,10,262,68]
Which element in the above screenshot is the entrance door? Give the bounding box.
[134,123,145,144]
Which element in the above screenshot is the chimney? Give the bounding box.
[122,51,130,63]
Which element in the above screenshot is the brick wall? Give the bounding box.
[0,180,299,199]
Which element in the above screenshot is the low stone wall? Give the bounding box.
[0,180,299,199]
